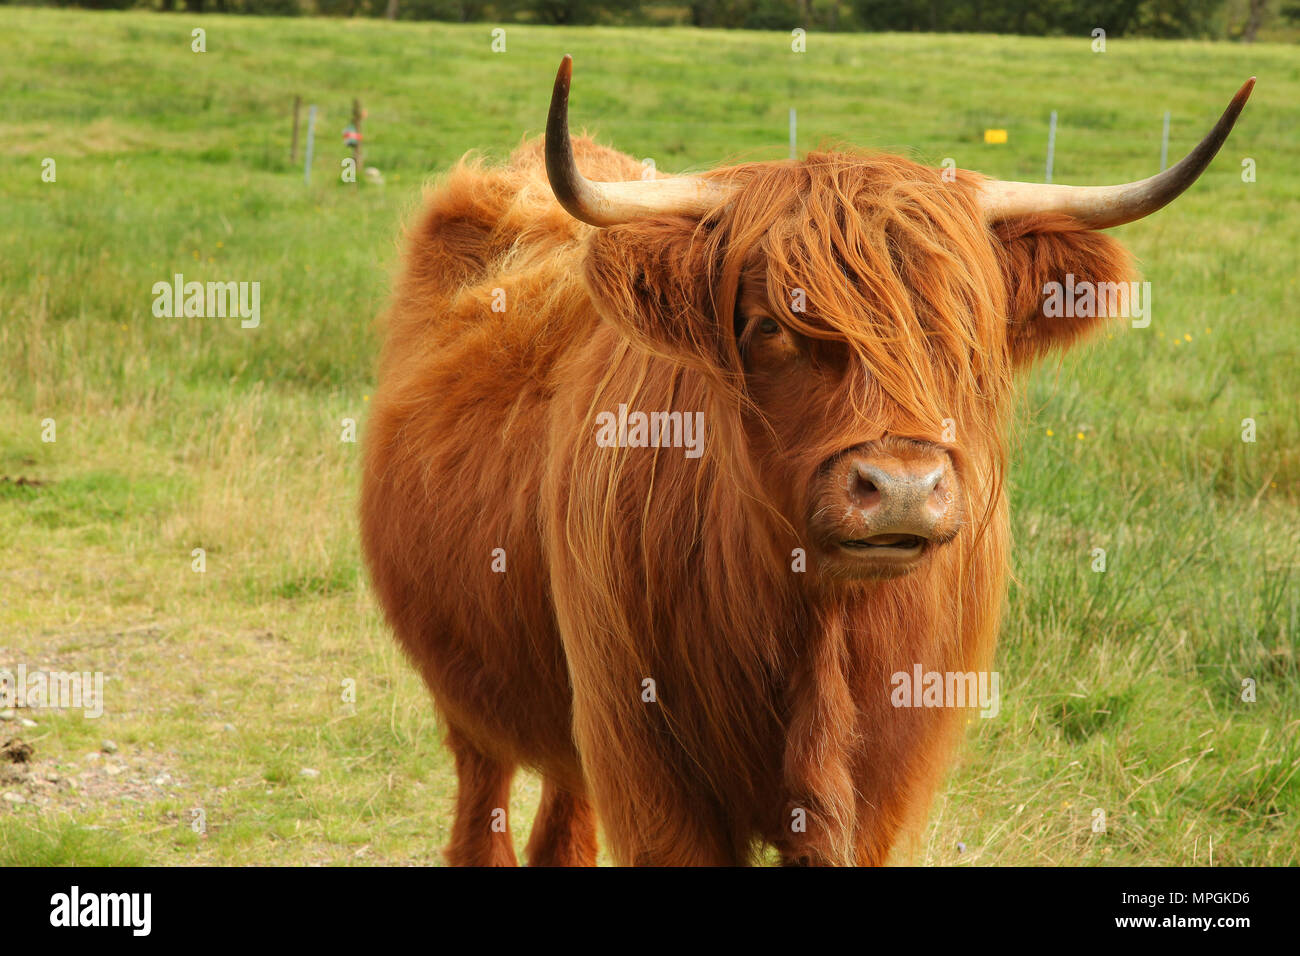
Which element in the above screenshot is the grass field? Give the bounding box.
[1,8,1296,865]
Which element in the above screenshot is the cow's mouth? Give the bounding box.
[839,534,926,555]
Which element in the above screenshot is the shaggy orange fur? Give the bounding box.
[360,136,1132,866]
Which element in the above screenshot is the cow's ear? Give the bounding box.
[583,217,733,371]
[993,215,1134,368]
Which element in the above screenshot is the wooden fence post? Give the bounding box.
[304,104,317,186]
[350,99,364,186]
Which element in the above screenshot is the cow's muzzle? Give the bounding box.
[811,440,962,579]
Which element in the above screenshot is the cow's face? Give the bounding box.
[555,57,1248,581]
[585,153,1133,582]
[733,253,968,581]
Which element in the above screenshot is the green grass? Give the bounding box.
[1,8,1296,865]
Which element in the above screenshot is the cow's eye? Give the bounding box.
[758,317,781,336]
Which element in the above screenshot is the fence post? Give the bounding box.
[1045,110,1057,184]
[351,99,364,186]
[1160,110,1171,171]
[304,104,317,186]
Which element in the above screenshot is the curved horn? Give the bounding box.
[545,55,735,227]
[978,78,1255,229]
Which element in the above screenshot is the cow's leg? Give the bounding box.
[444,727,518,866]
[525,778,598,866]
[772,617,858,867]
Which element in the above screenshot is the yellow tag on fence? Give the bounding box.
[984,129,1008,144]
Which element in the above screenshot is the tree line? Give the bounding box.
[22,0,1296,41]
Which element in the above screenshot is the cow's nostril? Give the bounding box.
[849,465,884,509]
[919,467,945,500]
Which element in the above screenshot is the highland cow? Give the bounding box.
[360,57,1252,865]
